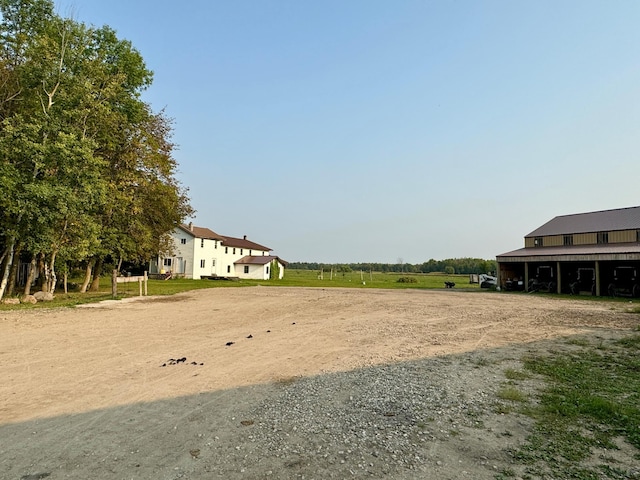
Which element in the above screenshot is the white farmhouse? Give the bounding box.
[150,223,287,280]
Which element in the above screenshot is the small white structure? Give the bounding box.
[150,223,287,280]
[235,255,287,280]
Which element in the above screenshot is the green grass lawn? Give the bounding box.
[0,270,481,309]
[498,332,640,480]
[260,269,480,290]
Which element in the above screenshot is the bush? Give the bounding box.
[397,277,418,284]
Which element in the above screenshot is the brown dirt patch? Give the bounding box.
[1,287,638,479]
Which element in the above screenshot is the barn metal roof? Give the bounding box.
[499,243,640,258]
[526,206,640,237]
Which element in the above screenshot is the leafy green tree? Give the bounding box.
[0,0,191,299]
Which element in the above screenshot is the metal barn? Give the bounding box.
[497,206,640,297]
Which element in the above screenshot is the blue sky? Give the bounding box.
[66,1,640,264]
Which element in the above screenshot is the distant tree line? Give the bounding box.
[288,258,497,275]
[0,0,191,300]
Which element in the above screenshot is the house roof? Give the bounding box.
[498,242,640,258]
[526,206,640,237]
[222,235,271,251]
[177,224,224,240]
[234,255,288,266]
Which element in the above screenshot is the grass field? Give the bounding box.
[0,270,480,309]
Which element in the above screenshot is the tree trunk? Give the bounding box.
[64,268,68,294]
[89,257,104,292]
[80,258,95,293]
[24,254,37,296]
[37,253,46,292]
[6,247,20,297]
[47,250,58,294]
[0,244,8,267]
[0,237,16,301]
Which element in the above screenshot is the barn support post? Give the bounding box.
[524,262,529,291]
[556,261,562,294]
[595,261,601,296]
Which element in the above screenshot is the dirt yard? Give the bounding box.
[1,287,639,479]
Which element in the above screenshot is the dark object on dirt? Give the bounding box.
[20,474,51,480]
[444,281,455,288]
[292,322,296,325]
[162,357,201,366]
[225,341,234,346]
[246,334,253,338]
[267,330,271,333]
[608,266,640,297]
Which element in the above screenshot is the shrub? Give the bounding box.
[397,277,418,284]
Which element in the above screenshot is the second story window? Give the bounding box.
[563,235,573,246]
[240,249,243,255]
[180,238,186,245]
[597,232,609,244]
[200,239,204,248]
[233,248,236,254]
[225,247,228,254]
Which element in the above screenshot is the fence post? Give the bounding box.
[144,271,148,296]
[111,269,117,298]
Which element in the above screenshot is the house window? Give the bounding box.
[534,237,543,247]
[201,239,204,248]
[227,265,231,273]
[240,249,243,255]
[200,259,205,268]
[563,235,573,246]
[597,232,609,244]
[249,250,252,256]
[225,247,228,254]
[636,230,640,242]
[163,258,172,267]
[212,259,216,266]
[244,266,249,274]
[180,238,186,245]
[214,241,217,249]
[233,248,236,254]
[266,266,269,274]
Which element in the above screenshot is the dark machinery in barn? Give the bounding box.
[607,266,640,297]
[528,265,556,293]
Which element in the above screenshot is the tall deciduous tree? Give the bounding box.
[0,0,192,300]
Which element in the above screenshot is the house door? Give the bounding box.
[175,257,184,274]
[211,259,217,275]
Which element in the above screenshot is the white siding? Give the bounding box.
[219,246,270,277]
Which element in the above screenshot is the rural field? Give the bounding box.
[1,286,639,479]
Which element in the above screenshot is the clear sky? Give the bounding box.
[63,1,640,264]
